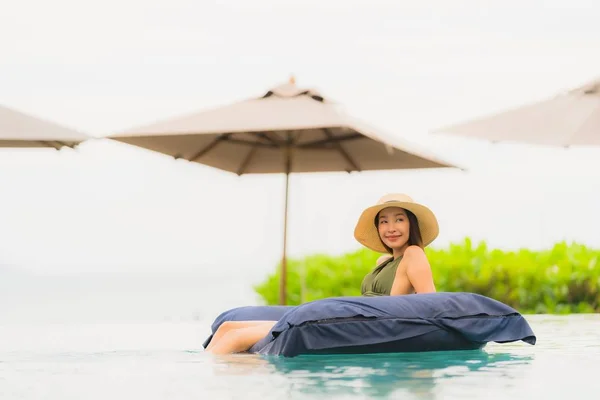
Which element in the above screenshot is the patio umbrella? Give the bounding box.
[108,78,459,304]
[433,77,600,147]
[1,103,88,149]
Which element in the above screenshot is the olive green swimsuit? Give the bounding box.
[360,256,403,296]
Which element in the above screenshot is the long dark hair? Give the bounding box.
[375,208,423,254]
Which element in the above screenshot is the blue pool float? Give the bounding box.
[203,292,536,357]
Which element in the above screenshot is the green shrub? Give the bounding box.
[254,238,600,314]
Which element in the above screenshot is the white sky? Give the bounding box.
[1,0,600,276]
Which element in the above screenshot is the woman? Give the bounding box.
[355,192,438,296]
[206,193,439,354]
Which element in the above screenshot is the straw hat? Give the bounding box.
[353,193,439,253]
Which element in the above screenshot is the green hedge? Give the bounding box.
[254,238,600,314]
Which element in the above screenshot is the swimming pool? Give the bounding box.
[1,314,598,399]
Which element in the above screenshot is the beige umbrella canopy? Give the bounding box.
[434,77,600,147]
[0,103,88,149]
[109,78,459,304]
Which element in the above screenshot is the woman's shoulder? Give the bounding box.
[376,255,393,267]
[403,245,426,258]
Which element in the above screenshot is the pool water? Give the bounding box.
[1,314,599,399]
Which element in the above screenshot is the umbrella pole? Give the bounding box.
[279,142,292,306]
[280,170,290,305]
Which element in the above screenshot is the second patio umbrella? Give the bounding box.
[433,77,600,147]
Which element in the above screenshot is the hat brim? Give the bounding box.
[353,201,439,253]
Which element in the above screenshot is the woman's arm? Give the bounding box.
[391,245,436,295]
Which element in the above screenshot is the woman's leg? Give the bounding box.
[206,321,277,355]
[206,320,275,351]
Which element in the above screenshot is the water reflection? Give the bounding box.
[264,350,533,399]
[207,353,275,376]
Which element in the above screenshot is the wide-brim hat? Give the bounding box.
[354,193,439,253]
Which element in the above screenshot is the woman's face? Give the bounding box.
[377,207,410,252]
